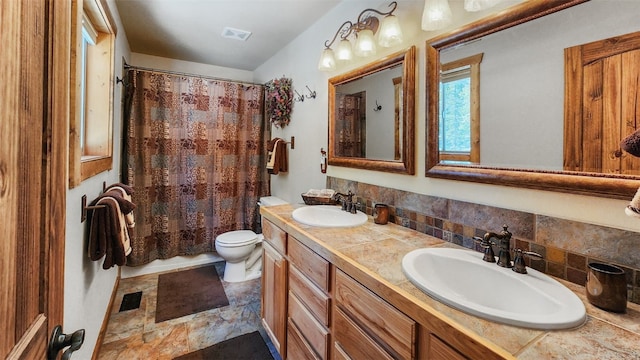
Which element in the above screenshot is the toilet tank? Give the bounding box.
[259,196,287,207]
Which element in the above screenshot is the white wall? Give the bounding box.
[255,0,640,233]
[63,1,130,358]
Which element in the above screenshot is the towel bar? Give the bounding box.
[81,195,106,223]
[285,136,295,149]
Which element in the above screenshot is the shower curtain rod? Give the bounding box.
[123,63,263,87]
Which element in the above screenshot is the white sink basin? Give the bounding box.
[292,205,368,227]
[402,247,586,329]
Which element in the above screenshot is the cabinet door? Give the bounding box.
[262,241,287,357]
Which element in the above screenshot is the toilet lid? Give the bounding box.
[216,230,258,246]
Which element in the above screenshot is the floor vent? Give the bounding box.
[119,291,142,312]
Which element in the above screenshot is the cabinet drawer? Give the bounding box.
[335,270,415,360]
[428,334,468,360]
[334,307,394,360]
[289,236,330,292]
[289,291,329,360]
[262,217,287,254]
[333,343,350,360]
[288,318,321,360]
[289,264,330,326]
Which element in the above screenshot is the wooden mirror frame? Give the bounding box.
[329,46,416,174]
[425,0,640,200]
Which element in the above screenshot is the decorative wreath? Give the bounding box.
[265,77,293,128]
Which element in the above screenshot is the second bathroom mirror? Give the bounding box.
[328,46,416,174]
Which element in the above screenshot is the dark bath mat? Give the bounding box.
[173,331,274,360]
[119,291,142,312]
[155,264,229,323]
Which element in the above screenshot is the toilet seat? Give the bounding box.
[216,230,258,247]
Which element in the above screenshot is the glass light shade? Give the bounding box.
[421,0,453,31]
[317,48,336,71]
[354,29,376,57]
[377,15,403,48]
[336,39,353,62]
[464,0,503,12]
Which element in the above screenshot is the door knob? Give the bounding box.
[47,325,85,360]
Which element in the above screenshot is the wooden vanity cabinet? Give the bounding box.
[261,218,288,357]
[260,214,505,360]
[287,236,332,359]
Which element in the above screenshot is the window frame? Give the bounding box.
[439,53,483,164]
[69,0,117,187]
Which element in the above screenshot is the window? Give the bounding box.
[69,0,116,187]
[439,53,482,163]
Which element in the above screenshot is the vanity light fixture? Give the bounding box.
[421,0,453,31]
[421,0,504,31]
[318,2,403,71]
[464,0,504,12]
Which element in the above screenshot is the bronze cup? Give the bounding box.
[374,204,389,225]
[586,262,627,313]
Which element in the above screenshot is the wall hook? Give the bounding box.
[320,148,327,173]
[374,100,382,111]
[294,90,305,102]
[305,85,317,99]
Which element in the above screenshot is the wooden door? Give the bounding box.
[564,30,640,174]
[1,0,69,358]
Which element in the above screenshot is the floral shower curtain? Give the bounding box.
[122,69,270,266]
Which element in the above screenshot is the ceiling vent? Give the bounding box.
[221,27,252,41]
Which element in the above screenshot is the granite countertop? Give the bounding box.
[261,204,640,359]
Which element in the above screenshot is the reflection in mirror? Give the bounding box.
[426,0,640,199]
[334,64,402,160]
[440,53,482,164]
[564,30,640,175]
[329,46,415,174]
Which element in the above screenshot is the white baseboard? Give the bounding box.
[120,253,223,278]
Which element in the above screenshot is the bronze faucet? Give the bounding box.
[332,191,357,214]
[512,249,544,274]
[483,225,512,268]
[473,236,496,263]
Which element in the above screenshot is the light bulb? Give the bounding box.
[464,0,503,12]
[354,29,376,57]
[378,14,403,48]
[317,48,336,71]
[421,0,452,31]
[336,39,353,62]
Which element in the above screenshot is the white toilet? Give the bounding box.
[215,196,287,282]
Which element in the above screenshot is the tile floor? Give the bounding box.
[97,262,280,360]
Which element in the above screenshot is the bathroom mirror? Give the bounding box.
[329,46,415,174]
[426,0,640,199]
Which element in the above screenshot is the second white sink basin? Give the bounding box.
[292,205,368,227]
[402,247,586,330]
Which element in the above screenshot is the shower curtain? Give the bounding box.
[122,69,270,266]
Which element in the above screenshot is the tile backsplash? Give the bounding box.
[327,176,640,305]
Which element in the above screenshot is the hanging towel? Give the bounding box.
[88,190,136,269]
[106,182,134,196]
[267,137,288,175]
[105,183,136,233]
